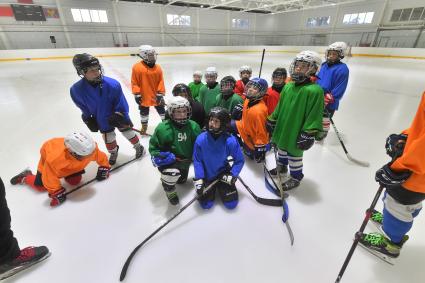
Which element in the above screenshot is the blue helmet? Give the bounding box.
[245,77,268,101]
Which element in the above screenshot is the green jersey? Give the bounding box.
[269,82,324,157]
[149,120,201,169]
[197,83,220,115]
[188,81,204,101]
[215,93,244,113]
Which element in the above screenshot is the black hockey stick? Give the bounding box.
[327,112,370,167]
[131,127,152,137]
[259,48,265,77]
[263,163,294,246]
[237,176,282,207]
[64,156,142,197]
[335,186,384,283]
[119,179,220,281]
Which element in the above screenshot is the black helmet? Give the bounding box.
[72,53,101,77]
[208,107,231,137]
[220,75,236,97]
[172,83,192,100]
[272,67,287,79]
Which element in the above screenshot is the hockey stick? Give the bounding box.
[131,127,152,137]
[335,186,384,283]
[263,163,294,246]
[328,113,370,167]
[64,156,141,197]
[237,176,283,207]
[119,179,220,281]
[259,48,265,78]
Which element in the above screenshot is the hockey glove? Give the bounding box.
[134,94,142,105]
[375,163,411,188]
[108,112,133,129]
[254,144,268,163]
[231,103,243,121]
[324,93,335,106]
[266,117,276,135]
[49,187,66,207]
[156,94,165,106]
[193,178,205,196]
[96,166,110,181]
[296,131,315,151]
[385,133,407,159]
[82,115,99,132]
[151,152,176,167]
[221,174,237,185]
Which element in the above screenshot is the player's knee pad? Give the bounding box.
[383,193,422,223]
[160,168,181,188]
[198,186,216,209]
[199,200,215,210]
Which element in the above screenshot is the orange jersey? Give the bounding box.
[236,99,269,150]
[131,61,165,107]
[37,138,110,194]
[391,92,425,193]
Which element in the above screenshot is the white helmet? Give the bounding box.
[64,132,95,157]
[193,70,203,77]
[289,50,322,83]
[167,96,192,125]
[205,66,217,78]
[326,41,348,60]
[239,65,252,75]
[139,44,157,64]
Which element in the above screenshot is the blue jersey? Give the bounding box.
[317,62,349,111]
[70,76,130,132]
[193,132,244,182]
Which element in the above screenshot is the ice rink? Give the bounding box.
[0,51,424,283]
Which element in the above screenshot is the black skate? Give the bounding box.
[134,144,145,159]
[10,169,32,185]
[270,164,288,177]
[0,246,51,280]
[282,177,300,191]
[358,232,408,265]
[109,145,119,165]
[367,209,384,232]
[166,191,179,205]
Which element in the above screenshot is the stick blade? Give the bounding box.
[347,154,370,167]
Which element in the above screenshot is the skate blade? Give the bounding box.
[358,243,395,265]
[0,252,51,281]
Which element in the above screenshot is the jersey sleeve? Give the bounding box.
[149,126,163,157]
[330,66,349,100]
[93,145,110,168]
[41,161,62,194]
[70,86,90,120]
[228,136,244,177]
[303,86,324,133]
[156,67,165,94]
[131,65,141,94]
[392,134,425,175]
[193,137,205,179]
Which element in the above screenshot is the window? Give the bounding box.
[307,16,330,27]
[390,7,425,22]
[232,18,249,29]
[166,14,191,26]
[343,12,374,24]
[71,8,108,23]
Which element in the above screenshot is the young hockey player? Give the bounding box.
[71,53,144,165]
[267,51,324,191]
[10,132,111,207]
[215,76,244,113]
[0,177,50,280]
[232,78,270,163]
[172,83,206,129]
[359,91,425,260]
[197,67,220,115]
[234,65,252,99]
[193,107,244,209]
[263,68,287,115]
[149,96,202,205]
[316,42,350,141]
[131,45,166,135]
[188,71,204,101]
